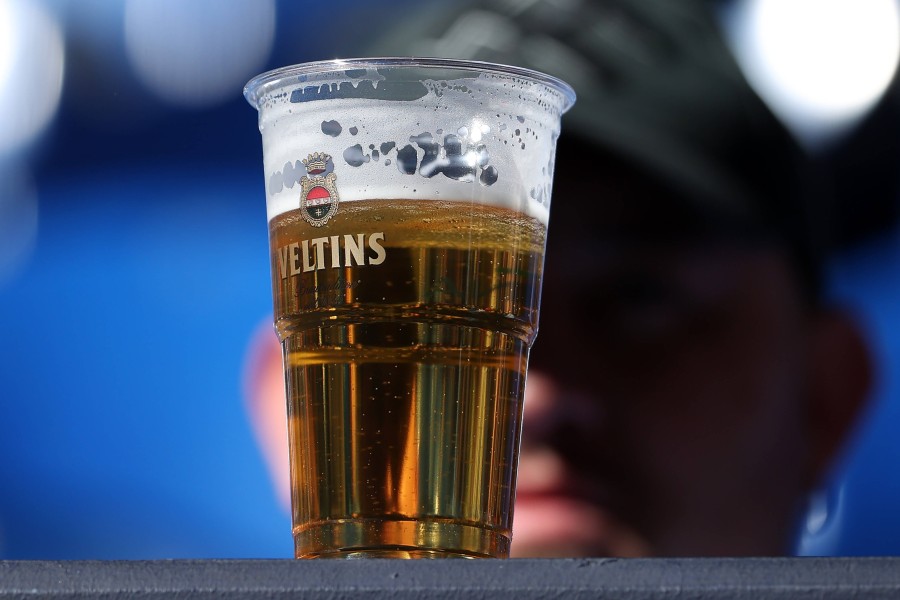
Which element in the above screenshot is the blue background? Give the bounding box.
[0,0,899,558]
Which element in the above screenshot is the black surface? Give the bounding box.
[2,558,900,599]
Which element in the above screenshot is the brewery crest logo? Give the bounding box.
[299,152,340,227]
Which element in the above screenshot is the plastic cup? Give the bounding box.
[245,58,574,558]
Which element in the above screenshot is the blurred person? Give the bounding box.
[244,0,877,556]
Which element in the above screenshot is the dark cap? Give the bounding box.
[370,0,828,295]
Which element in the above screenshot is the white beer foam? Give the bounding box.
[255,73,565,225]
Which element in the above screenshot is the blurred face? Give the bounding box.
[245,144,867,558]
[511,156,815,557]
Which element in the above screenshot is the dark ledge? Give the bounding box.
[2,558,899,599]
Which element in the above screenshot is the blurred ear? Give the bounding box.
[806,308,873,487]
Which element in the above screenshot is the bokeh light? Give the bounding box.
[124,0,276,108]
[725,0,900,147]
[0,0,65,156]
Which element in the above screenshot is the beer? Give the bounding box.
[247,56,573,559]
[270,198,546,558]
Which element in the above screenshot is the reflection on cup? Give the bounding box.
[245,58,574,559]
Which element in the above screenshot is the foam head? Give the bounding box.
[244,58,575,223]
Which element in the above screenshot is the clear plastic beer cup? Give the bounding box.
[244,58,574,558]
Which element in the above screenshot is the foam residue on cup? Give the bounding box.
[256,68,568,224]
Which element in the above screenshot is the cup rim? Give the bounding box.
[243,56,576,112]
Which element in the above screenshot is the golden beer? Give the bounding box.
[270,199,545,558]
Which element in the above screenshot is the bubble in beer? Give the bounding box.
[396,144,418,175]
[283,160,306,189]
[344,144,370,167]
[321,120,342,136]
[480,166,498,186]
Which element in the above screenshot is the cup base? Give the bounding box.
[294,517,510,559]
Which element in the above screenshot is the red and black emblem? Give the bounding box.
[299,152,339,227]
